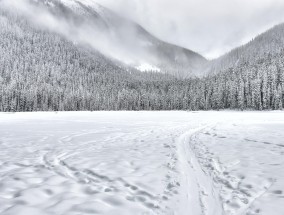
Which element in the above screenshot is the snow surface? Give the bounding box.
[0,111,284,215]
[136,63,161,72]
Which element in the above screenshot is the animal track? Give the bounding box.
[42,151,162,212]
[190,129,281,215]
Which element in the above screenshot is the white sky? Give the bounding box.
[96,0,284,59]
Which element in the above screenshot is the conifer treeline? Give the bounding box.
[0,10,283,111]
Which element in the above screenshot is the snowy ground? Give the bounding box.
[0,111,283,215]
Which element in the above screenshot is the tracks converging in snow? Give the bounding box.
[175,125,224,215]
[0,111,284,215]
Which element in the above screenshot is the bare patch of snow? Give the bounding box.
[136,63,161,72]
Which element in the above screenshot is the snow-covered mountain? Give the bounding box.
[32,0,208,77]
[208,23,284,73]
[0,0,283,112]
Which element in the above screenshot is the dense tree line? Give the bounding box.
[0,9,283,111]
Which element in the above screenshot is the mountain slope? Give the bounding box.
[38,0,208,77]
[208,23,284,73]
[201,23,284,110]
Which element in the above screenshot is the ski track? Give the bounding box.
[0,111,284,215]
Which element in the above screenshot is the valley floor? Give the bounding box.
[0,111,283,215]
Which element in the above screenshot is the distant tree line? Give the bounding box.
[0,9,283,111]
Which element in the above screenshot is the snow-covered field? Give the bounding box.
[0,111,283,215]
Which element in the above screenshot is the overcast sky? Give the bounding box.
[96,0,284,59]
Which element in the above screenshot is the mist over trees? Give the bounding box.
[0,6,283,112]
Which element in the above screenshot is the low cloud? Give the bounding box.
[3,0,284,61]
[97,0,284,59]
[1,0,153,66]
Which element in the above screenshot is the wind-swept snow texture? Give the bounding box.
[0,111,283,215]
